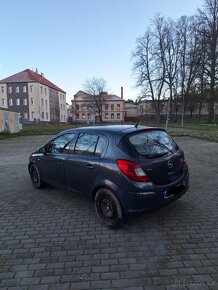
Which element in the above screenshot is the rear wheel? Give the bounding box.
[30,164,43,189]
[95,188,124,228]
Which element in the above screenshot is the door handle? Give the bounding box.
[86,163,94,169]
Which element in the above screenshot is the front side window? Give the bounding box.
[2,98,5,106]
[23,86,27,93]
[8,86,12,93]
[16,98,20,105]
[1,86,4,93]
[16,86,19,93]
[128,130,178,156]
[9,99,13,106]
[23,98,27,105]
[48,133,75,154]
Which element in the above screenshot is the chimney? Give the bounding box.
[41,72,44,77]
[121,86,123,99]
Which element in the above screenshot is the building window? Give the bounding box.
[117,104,120,110]
[42,112,44,119]
[24,112,28,119]
[117,113,120,119]
[31,111,35,120]
[105,104,109,110]
[61,104,63,110]
[23,86,27,93]
[76,104,79,110]
[30,85,33,93]
[41,87,43,94]
[111,113,114,119]
[2,98,5,106]
[9,99,13,106]
[64,115,65,121]
[45,88,47,95]
[88,113,91,119]
[82,113,86,119]
[16,86,20,93]
[82,104,86,110]
[105,113,108,119]
[111,104,114,111]
[31,98,35,105]
[8,86,12,93]
[41,99,43,106]
[23,98,27,105]
[16,98,20,106]
[1,86,4,93]
[46,112,48,120]
[45,100,48,109]
[76,113,80,119]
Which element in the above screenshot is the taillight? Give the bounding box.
[117,159,151,182]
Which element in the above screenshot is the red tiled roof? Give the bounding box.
[0,69,66,93]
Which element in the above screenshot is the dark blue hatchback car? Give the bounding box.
[29,125,189,228]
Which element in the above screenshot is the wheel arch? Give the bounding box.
[91,183,124,211]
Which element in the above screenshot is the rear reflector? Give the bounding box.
[117,159,151,182]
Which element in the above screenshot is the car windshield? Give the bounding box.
[128,130,177,157]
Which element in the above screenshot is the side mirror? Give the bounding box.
[39,147,47,154]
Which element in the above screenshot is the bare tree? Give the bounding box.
[198,0,218,122]
[132,22,166,121]
[176,16,201,125]
[83,77,107,123]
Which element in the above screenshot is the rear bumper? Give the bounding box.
[122,171,189,214]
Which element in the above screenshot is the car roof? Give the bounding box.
[60,125,162,137]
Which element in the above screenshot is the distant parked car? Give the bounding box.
[29,125,189,228]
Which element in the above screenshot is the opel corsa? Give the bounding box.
[29,125,189,228]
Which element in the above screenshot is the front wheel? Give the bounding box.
[30,164,43,189]
[95,188,124,228]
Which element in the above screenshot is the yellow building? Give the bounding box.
[0,108,21,133]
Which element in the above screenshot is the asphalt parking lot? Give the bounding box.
[0,135,217,290]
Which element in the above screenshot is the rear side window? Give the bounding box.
[74,133,107,156]
[128,130,177,156]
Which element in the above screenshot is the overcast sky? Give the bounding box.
[0,0,203,103]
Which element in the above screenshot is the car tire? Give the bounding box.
[30,164,43,189]
[95,188,124,228]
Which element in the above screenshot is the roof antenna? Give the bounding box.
[135,115,141,128]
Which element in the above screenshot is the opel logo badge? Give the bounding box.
[167,160,173,169]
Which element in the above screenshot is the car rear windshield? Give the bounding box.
[128,130,178,157]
